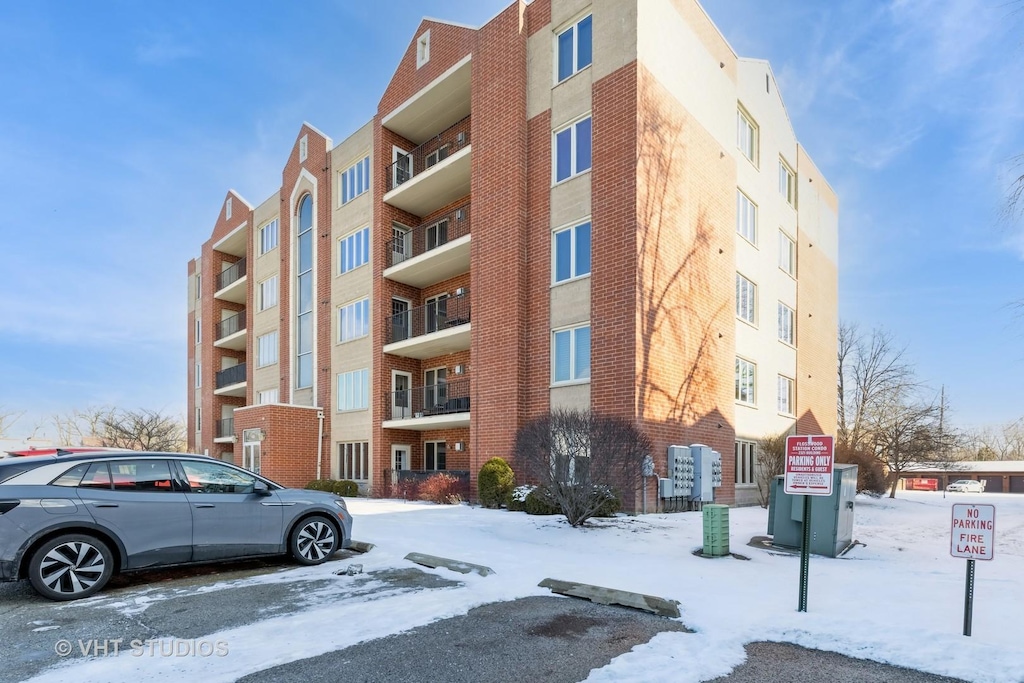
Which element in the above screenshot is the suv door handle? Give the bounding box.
[92,503,119,508]
[194,504,215,509]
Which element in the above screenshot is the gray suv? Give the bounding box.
[0,451,353,600]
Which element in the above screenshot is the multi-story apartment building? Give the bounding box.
[187,0,838,509]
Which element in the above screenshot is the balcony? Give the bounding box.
[385,203,471,288]
[384,290,470,360]
[382,377,470,431]
[214,417,235,443]
[214,363,246,397]
[213,310,246,351]
[384,116,471,216]
[382,55,471,145]
[214,258,247,304]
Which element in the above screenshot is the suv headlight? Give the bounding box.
[333,499,348,512]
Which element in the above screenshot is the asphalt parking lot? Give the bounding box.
[0,553,967,683]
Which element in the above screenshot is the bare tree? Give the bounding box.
[964,418,1024,461]
[0,407,25,439]
[837,324,917,452]
[754,431,789,508]
[869,389,961,498]
[101,409,186,452]
[49,406,184,452]
[514,409,653,527]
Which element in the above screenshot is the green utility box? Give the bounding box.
[702,504,730,557]
[767,464,858,557]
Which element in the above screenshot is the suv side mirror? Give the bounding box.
[253,480,272,497]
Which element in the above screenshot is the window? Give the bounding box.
[337,369,369,411]
[778,302,795,345]
[195,274,201,299]
[425,441,447,471]
[195,362,201,388]
[779,158,797,207]
[259,275,278,311]
[553,324,590,383]
[339,442,369,481]
[299,134,308,163]
[194,318,201,344]
[736,274,756,325]
[340,156,371,204]
[259,219,279,255]
[554,116,592,183]
[556,14,592,82]
[181,460,257,494]
[258,389,279,405]
[779,230,795,276]
[737,107,758,164]
[553,221,591,283]
[735,357,755,404]
[424,367,447,410]
[196,407,201,432]
[339,298,370,343]
[339,227,370,274]
[109,460,175,492]
[425,217,448,251]
[778,375,794,415]
[296,195,313,389]
[736,190,757,244]
[735,440,756,485]
[416,30,431,68]
[225,197,232,220]
[425,294,448,334]
[257,331,279,368]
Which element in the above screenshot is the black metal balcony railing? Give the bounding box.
[216,418,234,439]
[386,116,471,192]
[389,203,471,267]
[216,310,246,340]
[215,363,247,389]
[386,290,470,344]
[217,257,247,291]
[385,377,470,420]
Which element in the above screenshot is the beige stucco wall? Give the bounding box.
[329,122,374,478]
[251,191,282,404]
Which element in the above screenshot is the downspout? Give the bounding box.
[316,410,325,479]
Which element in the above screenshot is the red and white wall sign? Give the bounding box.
[784,435,835,496]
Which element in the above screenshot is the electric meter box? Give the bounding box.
[689,444,723,502]
[702,504,730,556]
[767,463,858,557]
[666,445,694,497]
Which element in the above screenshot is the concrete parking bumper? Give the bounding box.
[538,577,682,618]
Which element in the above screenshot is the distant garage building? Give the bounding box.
[899,461,1024,494]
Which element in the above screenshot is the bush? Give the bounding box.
[418,473,463,505]
[305,479,359,497]
[393,479,419,501]
[836,445,888,495]
[478,457,515,508]
[506,485,534,512]
[524,487,560,515]
[591,486,621,517]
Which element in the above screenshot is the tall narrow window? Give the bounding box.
[296,195,313,389]
[736,274,756,325]
[416,30,431,68]
[225,197,232,220]
[195,362,201,388]
[257,332,279,368]
[736,190,757,244]
[338,298,370,343]
[553,221,591,283]
[299,134,308,163]
[735,440,756,485]
[736,107,758,164]
[735,357,755,404]
[778,375,794,415]
[556,14,592,82]
[554,116,592,183]
[779,158,797,208]
[778,302,795,345]
[338,442,369,480]
[425,441,447,471]
[339,227,370,274]
[779,230,795,275]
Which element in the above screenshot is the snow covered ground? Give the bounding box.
[23,491,1024,683]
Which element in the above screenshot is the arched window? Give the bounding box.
[296,194,314,389]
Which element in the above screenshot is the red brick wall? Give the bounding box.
[234,405,322,488]
[379,21,476,118]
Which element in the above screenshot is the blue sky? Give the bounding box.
[0,0,1022,438]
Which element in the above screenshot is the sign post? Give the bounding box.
[785,435,834,613]
[950,503,995,636]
